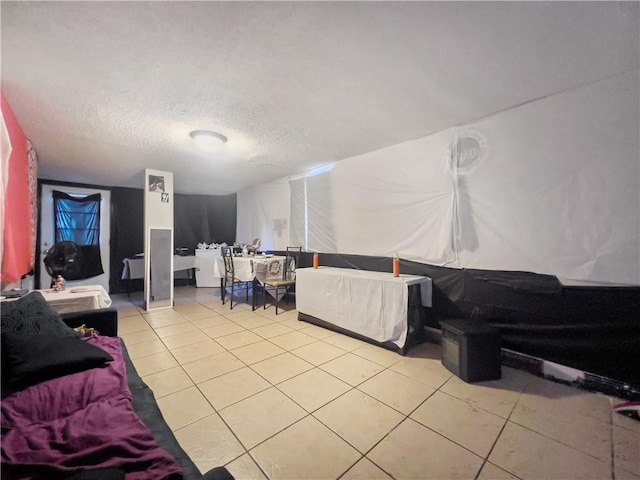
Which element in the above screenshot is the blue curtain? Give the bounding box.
[53,191,101,245]
[52,191,104,279]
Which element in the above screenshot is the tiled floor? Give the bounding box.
[112,286,640,480]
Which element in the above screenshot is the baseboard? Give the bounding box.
[425,327,640,401]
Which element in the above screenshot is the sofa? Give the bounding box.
[1,291,234,480]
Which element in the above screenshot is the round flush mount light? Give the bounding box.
[190,130,228,152]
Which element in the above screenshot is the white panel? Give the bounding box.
[236,178,291,251]
[456,72,639,284]
[144,169,174,310]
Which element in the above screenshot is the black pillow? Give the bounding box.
[2,334,113,387]
[1,291,80,337]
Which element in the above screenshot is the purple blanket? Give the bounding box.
[1,336,182,480]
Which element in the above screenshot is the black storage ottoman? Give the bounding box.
[440,319,501,382]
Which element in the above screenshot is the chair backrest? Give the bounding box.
[285,246,302,280]
[221,246,234,278]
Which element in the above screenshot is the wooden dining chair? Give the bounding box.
[221,246,252,310]
[262,246,302,314]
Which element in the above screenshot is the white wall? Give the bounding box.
[238,70,640,285]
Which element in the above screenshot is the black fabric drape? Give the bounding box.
[277,251,640,387]
[109,188,237,293]
[52,190,104,280]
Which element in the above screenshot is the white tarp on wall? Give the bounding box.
[238,70,639,285]
[236,177,291,251]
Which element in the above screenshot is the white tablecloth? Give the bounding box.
[122,255,199,280]
[37,285,112,314]
[216,255,287,283]
[195,249,222,287]
[296,267,432,349]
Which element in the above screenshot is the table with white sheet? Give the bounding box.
[121,255,199,292]
[194,248,222,287]
[36,285,112,314]
[295,267,432,354]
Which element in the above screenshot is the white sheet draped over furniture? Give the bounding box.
[37,285,112,314]
[194,249,222,287]
[122,255,199,280]
[296,267,432,350]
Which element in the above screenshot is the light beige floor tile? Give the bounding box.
[225,453,267,480]
[323,333,370,352]
[352,344,403,368]
[169,339,225,365]
[341,457,393,480]
[224,309,259,322]
[358,369,435,415]
[614,424,640,476]
[215,330,263,350]
[440,375,521,418]
[269,330,317,350]
[402,340,442,360]
[156,386,214,431]
[511,395,611,462]
[277,368,352,413]
[320,353,385,387]
[189,315,228,330]
[176,306,220,320]
[314,389,404,453]
[368,418,483,480]
[389,355,452,389]
[616,466,640,480]
[121,329,160,346]
[411,391,506,457]
[131,350,179,377]
[250,352,314,384]
[219,387,307,449]
[174,413,245,473]
[489,421,611,480]
[273,317,308,331]
[250,415,361,479]
[154,322,199,338]
[116,305,143,318]
[199,367,271,410]
[290,340,346,366]
[117,315,151,334]
[183,351,244,384]
[477,462,521,480]
[612,406,640,434]
[142,366,194,398]
[298,324,337,340]
[496,366,537,392]
[144,311,189,329]
[232,316,276,330]
[251,322,296,339]
[202,321,246,339]
[161,331,211,349]
[126,338,169,359]
[522,377,611,423]
[231,340,286,365]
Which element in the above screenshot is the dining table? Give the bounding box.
[216,254,289,303]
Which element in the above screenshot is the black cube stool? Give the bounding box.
[440,319,501,382]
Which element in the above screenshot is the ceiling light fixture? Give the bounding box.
[190,130,228,152]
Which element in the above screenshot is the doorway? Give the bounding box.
[39,184,110,291]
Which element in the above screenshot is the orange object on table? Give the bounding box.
[393,257,400,277]
[313,253,319,269]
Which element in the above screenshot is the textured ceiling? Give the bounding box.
[1,1,637,195]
